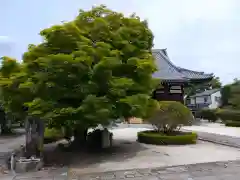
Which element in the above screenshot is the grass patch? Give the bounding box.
[137,130,197,145]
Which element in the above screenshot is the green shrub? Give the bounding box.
[148,101,194,133]
[44,128,64,144]
[225,120,240,127]
[198,109,218,122]
[137,130,197,145]
[216,109,240,121]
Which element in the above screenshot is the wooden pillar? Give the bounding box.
[181,85,185,104]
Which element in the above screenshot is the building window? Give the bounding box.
[215,96,220,102]
[170,85,182,94]
[156,88,165,94]
[204,97,208,103]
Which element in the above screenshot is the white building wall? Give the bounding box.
[209,91,221,109]
[195,95,211,104]
[190,98,195,104]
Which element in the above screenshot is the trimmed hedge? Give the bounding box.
[198,109,218,122]
[225,120,240,127]
[216,109,240,122]
[137,130,197,145]
[44,128,64,144]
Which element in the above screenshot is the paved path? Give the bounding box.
[114,123,240,148]
[183,123,240,148]
[184,122,240,137]
[6,160,240,179]
[0,129,25,165]
[76,160,240,180]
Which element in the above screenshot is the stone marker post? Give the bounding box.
[25,116,45,158]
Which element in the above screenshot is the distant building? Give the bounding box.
[152,49,213,103]
[186,89,222,111]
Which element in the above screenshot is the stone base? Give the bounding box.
[15,158,43,173]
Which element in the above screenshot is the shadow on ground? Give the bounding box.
[42,138,148,169]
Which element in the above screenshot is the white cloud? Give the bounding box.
[178,0,236,21]
[0,36,14,57]
[0,36,10,41]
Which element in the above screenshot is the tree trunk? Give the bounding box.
[25,117,36,158]
[1,115,12,134]
[36,119,44,158]
[72,128,88,149]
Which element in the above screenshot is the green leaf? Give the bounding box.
[0,5,158,131]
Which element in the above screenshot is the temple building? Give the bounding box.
[152,49,213,103]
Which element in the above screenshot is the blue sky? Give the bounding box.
[1,0,239,85]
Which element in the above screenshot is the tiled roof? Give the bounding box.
[152,49,213,82]
[190,88,220,97]
[178,67,214,80]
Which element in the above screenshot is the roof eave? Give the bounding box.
[152,49,214,83]
[190,89,221,97]
[161,79,190,84]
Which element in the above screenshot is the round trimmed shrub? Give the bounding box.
[148,101,194,133]
[225,120,240,127]
[137,130,197,145]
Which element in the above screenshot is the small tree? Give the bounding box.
[148,101,194,133]
[221,79,240,109]
[229,82,240,109]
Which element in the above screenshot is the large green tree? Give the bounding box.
[0,5,159,143]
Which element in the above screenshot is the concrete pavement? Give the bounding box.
[114,123,240,148]
[6,160,240,179]
[0,129,25,177]
[76,160,240,180]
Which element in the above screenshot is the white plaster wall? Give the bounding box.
[190,98,195,104]
[209,91,221,109]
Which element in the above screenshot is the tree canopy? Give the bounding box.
[0,5,159,133]
[185,76,222,96]
[221,79,240,109]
